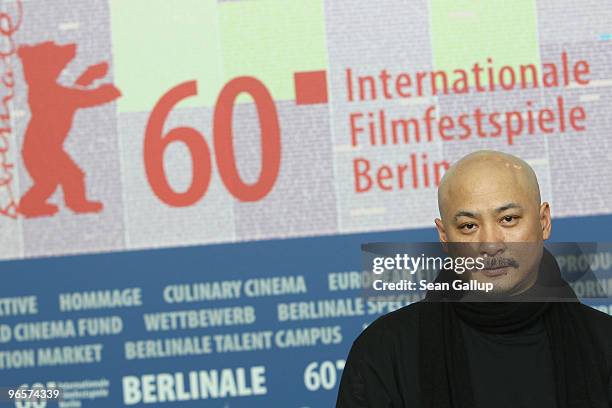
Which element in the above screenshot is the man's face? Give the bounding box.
[435,161,551,295]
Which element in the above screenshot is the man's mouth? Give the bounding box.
[479,258,518,277]
[480,266,509,277]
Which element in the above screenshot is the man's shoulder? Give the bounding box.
[339,303,424,407]
[577,303,612,335]
[576,303,612,364]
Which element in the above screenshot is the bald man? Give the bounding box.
[337,150,612,408]
[434,150,549,297]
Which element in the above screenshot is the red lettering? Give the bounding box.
[538,108,554,133]
[438,116,454,140]
[574,60,590,85]
[569,106,586,131]
[505,111,523,145]
[350,113,363,147]
[353,158,372,193]
[214,76,281,202]
[395,73,412,97]
[376,165,393,191]
[144,81,212,207]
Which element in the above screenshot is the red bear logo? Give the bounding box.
[17,41,121,218]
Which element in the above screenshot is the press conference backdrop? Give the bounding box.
[1,0,612,406]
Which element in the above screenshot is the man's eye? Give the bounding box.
[501,215,518,224]
[460,223,477,231]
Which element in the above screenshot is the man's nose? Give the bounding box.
[479,224,505,256]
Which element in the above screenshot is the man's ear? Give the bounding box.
[435,218,449,253]
[540,202,552,240]
[435,218,448,241]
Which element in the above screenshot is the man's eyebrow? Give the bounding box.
[454,210,479,221]
[494,203,523,213]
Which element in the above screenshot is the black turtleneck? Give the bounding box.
[336,301,612,408]
[339,249,612,407]
[459,317,557,407]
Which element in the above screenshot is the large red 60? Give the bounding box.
[144,77,281,206]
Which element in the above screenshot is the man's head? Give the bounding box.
[434,150,551,295]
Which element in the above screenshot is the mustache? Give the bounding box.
[481,257,519,269]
